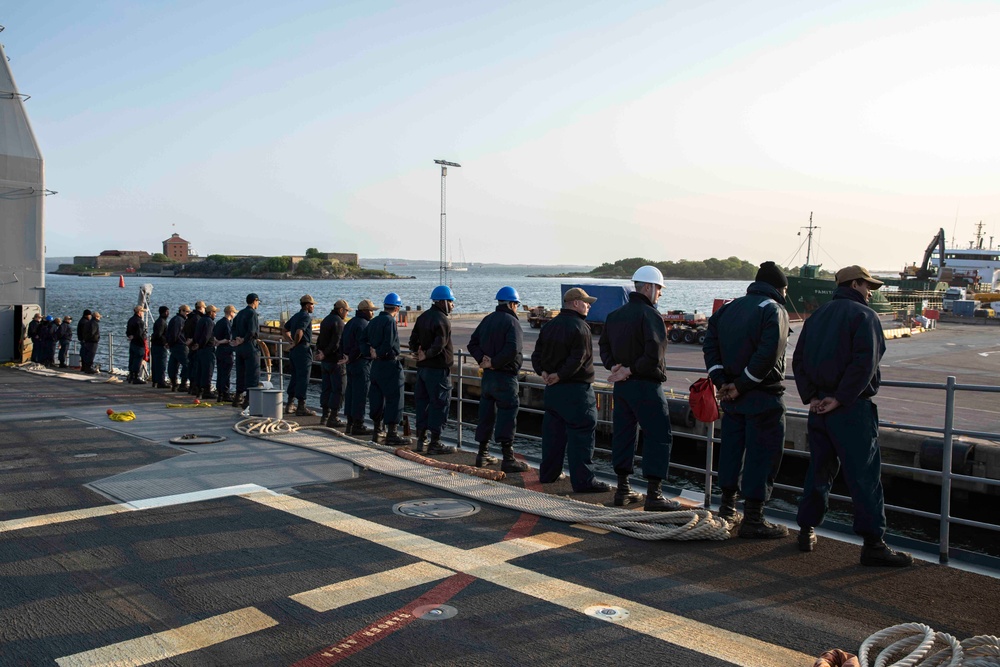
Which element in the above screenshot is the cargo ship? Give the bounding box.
[785,214,945,320]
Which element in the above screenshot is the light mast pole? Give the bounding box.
[434,159,461,286]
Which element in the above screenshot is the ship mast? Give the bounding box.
[802,212,819,266]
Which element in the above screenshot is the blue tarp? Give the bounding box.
[560,284,632,323]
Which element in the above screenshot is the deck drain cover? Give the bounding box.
[168,434,228,445]
[413,604,458,621]
[585,605,629,622]
[392,498,480,520]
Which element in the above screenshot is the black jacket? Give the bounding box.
[409,303,453,370]
[27,319,40,340]
[703,281,789,396]
[342,316,370,363]
[126,314,147,344]
[362,312,400,360]
[599,292,668,382]
[231,306,259,347]
[166,314,186,345]
[151,315,169,347]
[213,318,234,355]
[78,317,100,343]
[792,286,885,407]
[468,306,523,374]
[57,322,73,343]
[530,308,594,384]
[183,310,202,344]
[316,312,346,360]
[194,314,216,348]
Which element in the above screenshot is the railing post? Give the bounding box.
[278,341,284,392]
[704,420,715,508]
[939,375,956,564]
[107,332,114,374]
[456,348,463,449]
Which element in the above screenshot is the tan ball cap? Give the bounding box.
[563,287,597,304]
[834,265,884,288]
[300,294,316,305]
[333,299,352,311]
[357,299,380,311]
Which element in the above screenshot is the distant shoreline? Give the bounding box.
[49,271,416,281]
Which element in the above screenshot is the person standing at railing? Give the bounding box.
[150,306,170,388]
[195,305,219,400]
[183,301,205,396]
[78,310,99,374]
[317,299,351,428]
[792,265,912,568]
[166,305,190,392]
[599,265,681,511]
[27,313,42,363]
[284,295,318,417]
[532,287,611,493]
[232,293,262,409]
[408,285,458,456]
[343,300,377,436]
[468,286,529,472]
[702,261,790,538]
[214,305,236,404]
[125,305,148,384]
[38,316,57,367]
[56,316,73,369]
[362,293,410,446]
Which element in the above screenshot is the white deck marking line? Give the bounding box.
[291,562,455,612]
[0,505,132,534]
[245,492,813,666]
[55,606,278,667]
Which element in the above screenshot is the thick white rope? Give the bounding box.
[858,623,999,667]
[232,417,733,541]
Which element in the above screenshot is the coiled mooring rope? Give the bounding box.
[232,417,733,541]
[857,623,1000,666]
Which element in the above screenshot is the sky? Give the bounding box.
[3,0,1000,271]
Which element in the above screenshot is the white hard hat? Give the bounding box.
[631,265,665,287]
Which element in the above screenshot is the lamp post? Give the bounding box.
[434,159,461,286]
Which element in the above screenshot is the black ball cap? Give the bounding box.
[246,293,261,304]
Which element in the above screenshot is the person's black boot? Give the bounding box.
[798,527,817,552]
[370,420,383,443]
[500,441,529,473]
[613,473,645,506]
[475,442,498,467]
[241,393,250,409]
[231,392,243,408]
[351,421,372,436]
[189,383,199,395]
[427,433,456,455]
[860,538,913,567]
[178,381,188,393]
[719,489,743,523]
[414,429,427,453]
[297,400,317,417]
[321,408,330,424]
[202,389,218,400]
[644,478,683,512]
[285,399,297,415]
[738,500,788,539]
[326,413,346,429]
[384,424,411,447]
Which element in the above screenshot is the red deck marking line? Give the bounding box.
[289,573,476,667]
[503,456,542,540]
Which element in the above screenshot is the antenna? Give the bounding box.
[434,159,461,286]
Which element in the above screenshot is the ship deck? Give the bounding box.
[1,365,997,666]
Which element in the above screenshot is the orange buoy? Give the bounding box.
[118,275,125,288]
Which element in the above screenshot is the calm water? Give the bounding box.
[43,267,749,335]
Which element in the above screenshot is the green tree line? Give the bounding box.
[588,257,793,280]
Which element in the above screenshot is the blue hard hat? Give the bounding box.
[430,285,455,301]
[495,286,520,303]
[45,315,53,321]
[383,292,403,307]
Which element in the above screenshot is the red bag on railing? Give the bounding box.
[689,377,720,423]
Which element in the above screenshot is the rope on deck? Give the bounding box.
[232,417,731,542]
[857,623,1000,666]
